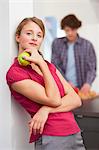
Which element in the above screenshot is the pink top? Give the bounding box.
[6,58,80,143]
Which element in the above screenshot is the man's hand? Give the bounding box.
[80,83,91,94]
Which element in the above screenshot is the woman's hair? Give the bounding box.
[61,14,82,29]
[15,17,45,37]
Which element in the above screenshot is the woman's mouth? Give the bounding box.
[29,43,37,46]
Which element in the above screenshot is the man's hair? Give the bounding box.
[61,14,82,29]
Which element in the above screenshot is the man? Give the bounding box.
[51,14,97,95]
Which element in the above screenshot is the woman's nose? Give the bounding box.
[32,35,37,41]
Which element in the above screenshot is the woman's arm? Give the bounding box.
[40,69,82,113]
[11,50,61,107]
[28,69,82,135]
[50,69,82,113]
[38,60,61,104]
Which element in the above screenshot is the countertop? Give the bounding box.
[73,97,99,117]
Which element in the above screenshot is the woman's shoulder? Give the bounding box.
[45,60,56,72]
[6,57,30,86]
[6,57,28,76]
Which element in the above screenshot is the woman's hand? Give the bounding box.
[28,107,50,136]
[23,48,44,65]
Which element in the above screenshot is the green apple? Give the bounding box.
[18,51,30,66]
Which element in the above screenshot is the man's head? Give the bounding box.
[61,14,82,42]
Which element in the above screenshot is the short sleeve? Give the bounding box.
[6,66,30,87]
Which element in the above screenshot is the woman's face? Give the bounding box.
[64,26,78,42]
[16,21,44,51]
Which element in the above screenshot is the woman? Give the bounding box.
[6,17,85,150]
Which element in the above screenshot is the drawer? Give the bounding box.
[75,115,99,132]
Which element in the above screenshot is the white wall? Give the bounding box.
[33,0,99,24]
[0,1,11,149]
[0,0,34,149]
[33,0,99,90]
[9,1,34,149]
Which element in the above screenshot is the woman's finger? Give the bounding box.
[29,124,33,136]
[36,122,42,134]
[33,121,39,135]
[40,121,45,134]
[28,120,34,136]
[24,48,32,54]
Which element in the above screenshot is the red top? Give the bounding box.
[6,58,80,143]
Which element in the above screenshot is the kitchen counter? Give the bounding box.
[73,97,99,117]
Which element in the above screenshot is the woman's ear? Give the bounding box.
[16,34,20,43]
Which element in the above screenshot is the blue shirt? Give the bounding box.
[65,42,78,86]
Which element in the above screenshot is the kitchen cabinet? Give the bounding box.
[74,98,99,150]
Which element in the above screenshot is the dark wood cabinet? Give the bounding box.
[75,115,99,150]
[74,97,99,150]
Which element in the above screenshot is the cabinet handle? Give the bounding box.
[77,114,83,118]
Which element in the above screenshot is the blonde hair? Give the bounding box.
[16,17,45,37]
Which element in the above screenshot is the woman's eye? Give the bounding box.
[27,32,32,35]
[37,35,42,38]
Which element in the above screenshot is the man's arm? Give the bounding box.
[51,39,61,69]
[80,43,97,94]
[86,43,97,85]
